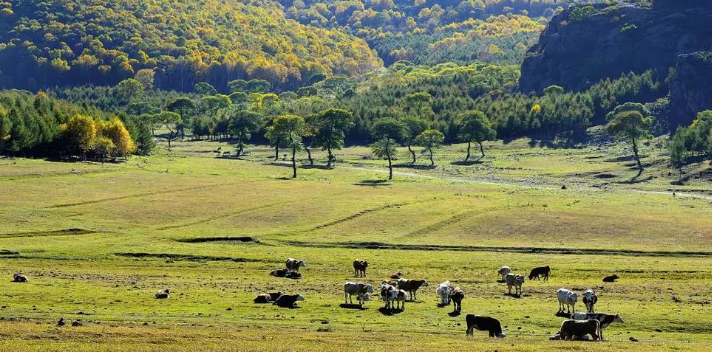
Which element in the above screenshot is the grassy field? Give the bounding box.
[0,137,710,351]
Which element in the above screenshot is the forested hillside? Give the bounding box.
[0,0,381,92]
[278,0,601,65]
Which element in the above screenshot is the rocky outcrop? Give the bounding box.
[520,3,712,93]
[669,51,712,126]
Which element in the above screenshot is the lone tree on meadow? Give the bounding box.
[270,115,306,178]
[458,110,496,161]
[415,129,444,166]
[226,109,262,157]
[402,116,428,164]
[311,108,354,168]
[607,110,653,178]
[370,118,407,180]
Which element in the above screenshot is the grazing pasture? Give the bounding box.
[0,138,710,351]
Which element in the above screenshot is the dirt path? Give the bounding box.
[345,165,712,201]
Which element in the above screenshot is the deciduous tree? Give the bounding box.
[370,118,407,180]
[607,110,653,177]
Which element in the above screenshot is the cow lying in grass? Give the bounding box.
[572,312,624,340]
[465,315,505,338]
[396,279,428,301]
[254,291,283,304]
[344,282,374,307]
[273,294,305,308]
[270,269,302,279]
[155,289,170,299]
[603,274,619,282]
[285,258,306,272]
[12,273,29,282]
[559,319,600,341]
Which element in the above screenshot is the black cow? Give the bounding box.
[603,274,619,282]
[528,266,551,281]
[273,294,305,308]
[450,287,464,313]
[465,315,505,338]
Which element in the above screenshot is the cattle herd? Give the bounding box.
[11,257,625,342]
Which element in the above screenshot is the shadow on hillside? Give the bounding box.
[354,179,390,187]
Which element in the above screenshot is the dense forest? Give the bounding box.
[277,0,602,65]
[0,90,151,158]
[0,0,381,92]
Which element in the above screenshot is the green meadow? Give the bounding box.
[0,138,710,351]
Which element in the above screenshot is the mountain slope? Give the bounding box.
[520,2,712,93]
[0,0,382,92]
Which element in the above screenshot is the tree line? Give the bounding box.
[0,91,151,160]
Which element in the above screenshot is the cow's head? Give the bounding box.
[295,294,305,302]
[613,314,624,323]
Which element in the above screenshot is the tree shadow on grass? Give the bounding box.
[451,160,484,166]
[392,164,435,170]
[301,164,332,170]
[354,179,390,187]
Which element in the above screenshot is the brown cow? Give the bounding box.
[353,259,368,277]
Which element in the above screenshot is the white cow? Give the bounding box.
[380,282,398,310]
[436,281,454,305]
[557,288,578,314]
[497,266,511,281]
[505,273,525,296]
[344,282,374,307]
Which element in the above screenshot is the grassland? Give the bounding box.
[0,137,710,351]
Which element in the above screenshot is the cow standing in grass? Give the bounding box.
[344,282,374,307]
[497,266,511,281]
[557,288,578,314]
[465,315,505,338]
[505,273,524,296]
[572,312,624,340]
[528,266,550,281]
[380,282,398,310]
[436,281,454,306]
[396,279,428,301]
[560,319,600,341]
[353,259,368,277]
[583,290,598,313]
[450,287,464,313]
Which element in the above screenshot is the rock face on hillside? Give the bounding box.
[520,3,712,93]
[669,51,712,126]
